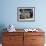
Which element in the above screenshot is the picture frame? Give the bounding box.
[17,7,35,22]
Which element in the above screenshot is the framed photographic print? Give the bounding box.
[17,7,35,22]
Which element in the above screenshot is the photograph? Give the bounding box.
[17,7,35,22]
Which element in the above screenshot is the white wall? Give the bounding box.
[0,0,46,29]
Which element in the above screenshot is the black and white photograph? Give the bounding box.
[17,7,35,22]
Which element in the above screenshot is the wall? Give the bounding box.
[0,0,46,29]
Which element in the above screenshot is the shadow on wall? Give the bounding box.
[0,24,7,43]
